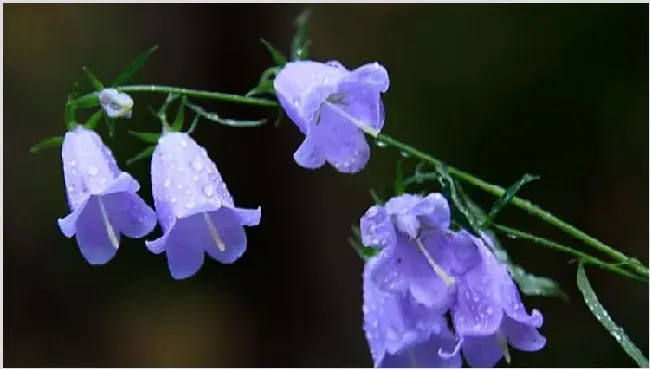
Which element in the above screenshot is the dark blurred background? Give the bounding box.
[4,4,648,367]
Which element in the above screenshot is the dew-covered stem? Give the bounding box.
[374,133,649,280]
[73,85,279,108]
[494,225,646,283]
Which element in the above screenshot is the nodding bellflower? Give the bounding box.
[452,239,546,367]
[57,126,157,264]
[360,193,482,311]
[274,60,389,173]
[363,256,462,368]
[98,88,134,119]
[146,132,261,280]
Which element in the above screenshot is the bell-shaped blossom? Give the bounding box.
[360,193,481,310]
[362,256,462,368]
[57,125,157,264]
[98,88,134,119]
[451,239,546,367]
[274,60,389,173]
[146,132,261,279]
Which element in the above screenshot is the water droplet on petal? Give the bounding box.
[88,166,99,175]
[180,139,188,147]
[203,184,214,197]
[186,201,195,209]
[191,158,204,172]
[170,197,177,204]
[69,160,76,167]
[163,178,171,188]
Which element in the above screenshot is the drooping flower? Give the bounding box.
[363,256,462,368]
[274,60,389,173]
[98,88,134,119]
[146,132,261,280]
[451,239,546,367]
[57,125,157,264]
[359,193,481,311]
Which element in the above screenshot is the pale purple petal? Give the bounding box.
[461,335,504,368]
[345,62,390,93]
[380,331,462,368]
[369,245,409,294]
[502,316,546,352]
[427,230,481,276]
[293,134,326,169]
[74,196,120,265]
[498,267,544,328]
[234,207,262,226]
[104,192,157,238]
[360,205,396,249]
[164,228,205,280]
[416,193,452,230]
[316,101,371,173]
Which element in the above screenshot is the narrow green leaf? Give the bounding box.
[73,92,100,109]
[291,8,312,61]
[126,146,155,166]
[509,264,569,300]
[83,109,104,130]
[82,66,104,91]
[434,163,482,237]
[260,39,287,67]
[112,45,159,87]
[171,96,188,132]
[187,113,200,134]
[186,102,266,128]
[577,263,649,367]
[29,136,64,154]
[395,160,405,195]
[104,115,116,137]
[370,189,384,205]
[246,79,275,97]
[484,173,539,227]
[128,131,161,144]
[274,105,285,127]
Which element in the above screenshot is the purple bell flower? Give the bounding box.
[57,126,157,264]
[359,193,481,311]
[363,256,462,368]
[146,132,261,280]
[451,239,546,367]
[274,60,389,173]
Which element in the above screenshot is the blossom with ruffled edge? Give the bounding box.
[363,255,462,368]
[145,132,261,279]
[98,88,134,119]
[360,193,482,311]
[57,125,157,264]
[274,60,389,173]
[451,238,546,367]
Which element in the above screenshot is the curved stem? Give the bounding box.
[74,85,279,107]
[375,132,649,279]
[494,225,646,283]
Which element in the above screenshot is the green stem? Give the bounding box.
[375,133,649,279]
[494,225,646,283]
[73,85,279,107]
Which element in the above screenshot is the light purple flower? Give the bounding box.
[452,240,546,367]
[98,88,134,119]
[146,132,261,280]
[57,126,157,265]
[363,256,462,368]
[274,60,389,173]
[360,193,481,310]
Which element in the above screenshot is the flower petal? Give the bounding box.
[104,192,157,238]
[461,335,504,368]
[369,246,409,294]
[381,332,462,368]
[317,101,371,173]
[346,62,390,93]
[293,133,326,169]
[499,269,544,328]
[416,193,451,230]
[163,220,205,279]
[202,207,248,264]
[234,206,262,226]
[74,196,120,265]
[502,315,546,352]
[428,230,481,277]
[360,205,397,249]
[453,277,503,336]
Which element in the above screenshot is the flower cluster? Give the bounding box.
[360,193,546,367]
[58,124,260,279]
[52,56,547,367]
